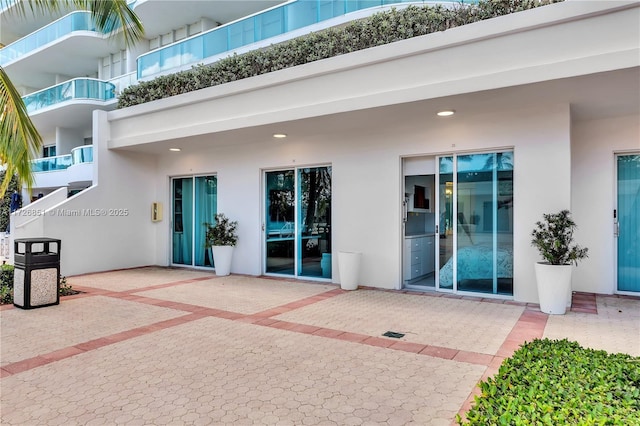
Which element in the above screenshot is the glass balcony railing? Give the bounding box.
[22,78,116,113]
[0,11,103,65]
[108,71,137,94]
[137,0,473,79]
[31,145,93,173]
[31,155,72,172]
[71,145,93,165]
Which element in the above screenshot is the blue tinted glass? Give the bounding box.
[257,7,285,39]
[617,155,640,292]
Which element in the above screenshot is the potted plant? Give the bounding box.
[204,213,238,276]
[531,210,588,314]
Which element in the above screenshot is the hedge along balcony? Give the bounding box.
[22,78,116,114]
[137,0,477,79]
[0,11,103,66]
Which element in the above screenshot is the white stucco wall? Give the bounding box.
[33,0,638,301]
[27,111,160,276]
[148,103,571,303]
[571,114,640,294]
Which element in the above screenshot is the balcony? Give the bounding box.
[0,11,102,66]
[31,155,72,173]
[31,146,94,189]
[137,0,472,79]
[23,78,116,114]
[32,145,93,173]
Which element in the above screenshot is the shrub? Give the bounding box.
[458,338,640,425]
[118,0,563,108]
[0,264,14,304]
[531,210,589,266]
[0,172,21,232]
[204,213,238,247]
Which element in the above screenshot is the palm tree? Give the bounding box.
[0,0,144,197]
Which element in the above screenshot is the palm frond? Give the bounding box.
[0,66,41,197]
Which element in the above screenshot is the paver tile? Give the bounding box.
[275,290,524,354]
[544,296,640,356]
[1,317,484,425]
[67,266,215,292]
[0,296,185,366]
[3,268,638,425]
[134,275,334,314]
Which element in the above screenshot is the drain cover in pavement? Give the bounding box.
[382,331,405,338]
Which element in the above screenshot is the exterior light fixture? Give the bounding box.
[169,148,181,152]
[437,110,455,117]
[273,133,287,138]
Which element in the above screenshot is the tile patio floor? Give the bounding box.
[1,267,638,425]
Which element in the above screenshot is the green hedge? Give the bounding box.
[118,0,563,109]
[0,264,14,304]
[459,338,640,425]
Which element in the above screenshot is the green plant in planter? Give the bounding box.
[204,213,238,247]
[531,210,588,265]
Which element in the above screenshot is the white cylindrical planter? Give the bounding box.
[534,263,572,315]
[212,245,234,276]
[338,251,361,290]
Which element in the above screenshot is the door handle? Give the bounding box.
[402,199,408,223]
[614,221,619,238]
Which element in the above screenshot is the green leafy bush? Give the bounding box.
[0,264,14,304]
[531,210,589,266]
[204,213,238,247]
[118,0,563,108]
[459,338,640,425]
[0,171,21,232]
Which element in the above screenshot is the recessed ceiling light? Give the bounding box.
[273,133,287,138]
[169,148,181,152]
[437,110,455,117]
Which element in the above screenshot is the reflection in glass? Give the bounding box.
[456,152,513,295]
[298,167,332,278]
[265,170,295,275]
[438,157,454,289]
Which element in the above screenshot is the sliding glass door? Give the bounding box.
[616,154,640,293]
[436,152,513,296]
[264,166,332,279]
[172,175,217,268]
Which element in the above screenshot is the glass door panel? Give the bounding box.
[265,170,296,275]
[172,175,216,268]
[194,176,217,267]
[298,167,332,278]
[456,152,513,295]
[617,154,640,292]
[172,178,193,265]
[437,156,454,290]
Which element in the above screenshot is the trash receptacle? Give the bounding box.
[13,238,61,309]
